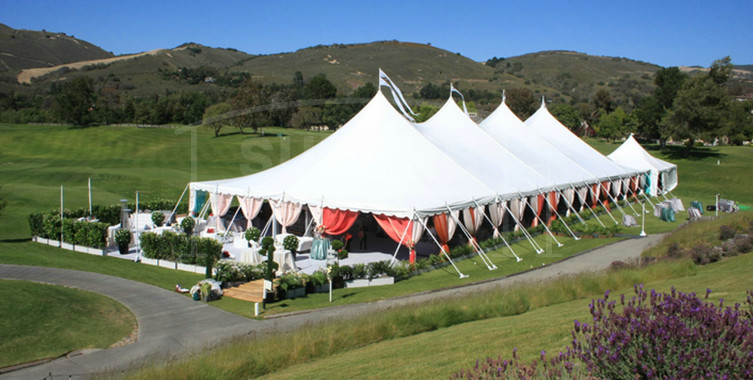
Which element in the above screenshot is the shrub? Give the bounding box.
[181,216,195,235]
[28,213,44,237]
[735,235,753,254]
[337,249,349,260]
[667,242,685,258]
[115,228,132,247]
[244,227,260,242]
[720,224,737,240]
[574,286,753,379]
[352,263,366,279]
[283,234,299,253]
[366,261,391,279]
[151,211,165,227]
[331,239,344,251]
[691,243,719,265]
[450,244,473,258]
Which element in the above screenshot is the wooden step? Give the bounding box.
[223,279,265,303]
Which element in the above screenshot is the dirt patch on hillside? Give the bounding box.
[17,49,165,84]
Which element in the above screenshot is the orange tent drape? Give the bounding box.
[547,191,559,226]
[433,213,451,255]
[531,194,546,227]
[590,184,600,207]
[601,181,611,211]
[374,214,416,264]
[322,208,359,236]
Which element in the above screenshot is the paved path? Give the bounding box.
[0,234,665,379]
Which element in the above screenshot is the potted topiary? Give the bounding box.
[181,216,195,235]
[115,228,131,255]
[245,226,261,246]
[151,211,165,227]
[283,234,299,258]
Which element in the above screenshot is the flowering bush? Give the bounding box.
[574,285,753,379]
[455,286,753,379]
[720,224,737,240]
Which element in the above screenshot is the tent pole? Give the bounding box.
[641,192,656,209]
[388,217,411,265]
[88,178,92,217]
[503,202,544,254]
[225,197,242,233]
[474,199,521,262]
[168,184,189,226]
[618,181,641,216]
[554,186,585,225]
[572,183,606,227]
[539,190,579,240]
[601,181,628,218]
[588,185,619,225]
[415,214,467,278]
[520,192,563,247]
[260,212,274,241]
[446,205,495,270]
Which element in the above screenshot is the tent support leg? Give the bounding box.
[389,219,411,266]
[588,185,618,225]
[641,192,656,209]
[555,186,585,225]
[573,184,606,228]
[504,203,544,254]
[168,184,189,225]
[601,183,628,219]
[540,190,579,240]
[446,206,495,270]
[415,216,467,278]
[473,199,521,262]
[521,193,563,247]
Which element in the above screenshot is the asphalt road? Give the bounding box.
[0,233,665,379]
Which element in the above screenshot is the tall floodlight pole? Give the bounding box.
[715,194,719,217]
[639,202,646,237]
[88,178,93,217]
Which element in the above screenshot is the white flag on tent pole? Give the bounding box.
[450,83,469,116]
[378,69,417,121]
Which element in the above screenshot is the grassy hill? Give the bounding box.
[0,23,113,74]
[499,50,661,106]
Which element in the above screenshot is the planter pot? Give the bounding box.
[346,277,395,288]
[60,242,74,250]
[47,239,60,247]
[74,245,88,253]
[285,287,306,299]
[118,244,130,255]
[314,284,329,293]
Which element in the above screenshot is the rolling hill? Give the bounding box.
[0,23,113,74]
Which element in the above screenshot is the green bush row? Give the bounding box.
[139,231,222,276]
[29,200,187,228]
[29,213,109,248]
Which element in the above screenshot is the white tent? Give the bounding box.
[414,97,557,199]
[478,97,597,189]
[525,100,638,181]
[608,134,678,196]
[189,90,497,219]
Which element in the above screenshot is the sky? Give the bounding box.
[2,0,752,67]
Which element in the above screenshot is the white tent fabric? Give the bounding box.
[413,97,559,199]
[190,90,497,218]
[525,100,638,181]
[607,134,678,195]
[478,99,597,188]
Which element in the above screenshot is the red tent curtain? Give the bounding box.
[601,181,612,211]
[322,208,359,236]
[547,191,559,226]
[590,184,600,207]
[631,176,639,199]
[530,194,546,227]
[374,214,416,264]
[433,213,450,255]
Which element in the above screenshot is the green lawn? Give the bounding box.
[0,124,330,240]
[0,279,136,368]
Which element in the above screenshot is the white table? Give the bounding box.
[239,247,262,265]
[273,248,296,273]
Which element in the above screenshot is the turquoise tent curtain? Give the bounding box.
[193,190,208,215]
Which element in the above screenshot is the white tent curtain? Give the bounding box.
[239,196,263,229]
[489,201,508,237]
[621,178,630,197]
[561,188,575,216]
[308,205,323,226]
[462,206,485,236]
[611,179,621,198]
[210,192,234,231]
[576,186,589,211]
[412,217,426,246]
[270,199,303,234]
[509,198,526,230]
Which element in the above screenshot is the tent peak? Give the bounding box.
[540,96,546,108]
[502,89,506,104]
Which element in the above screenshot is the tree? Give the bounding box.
[202,102,231,137]
[54,76,96,126]
[597,106,629,142]
[654,67,687,109]
[231,80,270,133]
[726,100,753,145]
[634,67,687,144]
[665,68,732,155]
[548,103,582,132]
[592,88,614,114]
[303,74,337,100]
[506,88,536,119]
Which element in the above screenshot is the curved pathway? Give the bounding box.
[0,234,665,379]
